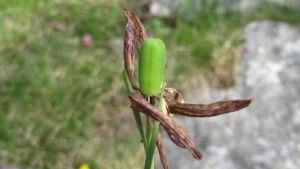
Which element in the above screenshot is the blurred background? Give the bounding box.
[0,0,299,169]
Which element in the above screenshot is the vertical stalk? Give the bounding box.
[145,115,154,169]
[146,104,152,149]
[123,70,147,152]
[144,83,165,169]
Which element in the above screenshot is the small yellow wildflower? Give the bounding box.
[79,164,90,169]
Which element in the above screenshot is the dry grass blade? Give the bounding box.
[156,130,169,169]
[124,8,147,52]
[165,97,254,117]
[129,91,202,160]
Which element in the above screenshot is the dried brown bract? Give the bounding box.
[165,96,254,117]
[123,21,138,89]
[129,91,202,160]
[124,8,147,52]
[156,130,169,169]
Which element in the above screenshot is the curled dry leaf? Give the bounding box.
[124,8,147,52]
[149,116,169,168]
[156,130,169,169]
[123,21,138,89]
[164,88,183,102]
[165,97,254,117]
[129,91,202,160]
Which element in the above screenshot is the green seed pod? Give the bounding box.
[139,38,166,96]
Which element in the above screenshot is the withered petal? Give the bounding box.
[164,88,182,102]
[129,91,202,160]
[124,8,147,52]
[123,21,138,89]
[165,97,254,117]
[157,130,169,169]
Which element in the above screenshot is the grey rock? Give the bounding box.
[160,21,300,169]
[153,0,299,16]
[219,0,300,12]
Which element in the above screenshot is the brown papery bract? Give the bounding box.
[124,9,147,52]
[129,91,203,160]
[156,130,169,169]
[165,97,254,117]
[123,21,138,89]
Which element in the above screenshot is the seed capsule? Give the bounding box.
[139,38,166,96]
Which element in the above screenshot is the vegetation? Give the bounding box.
[0,0,299,168]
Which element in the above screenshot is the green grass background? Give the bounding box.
[0,0,299,169]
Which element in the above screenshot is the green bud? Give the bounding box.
[139,38,166,96]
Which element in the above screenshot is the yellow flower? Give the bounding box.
[79,164,90,169]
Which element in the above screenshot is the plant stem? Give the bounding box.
[123,70,147,152]
[146,115,152,147]
[144,82,165,169]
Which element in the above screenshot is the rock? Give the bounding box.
[219,0,299,12]
[153,0,299,16]
[160,20,300,169]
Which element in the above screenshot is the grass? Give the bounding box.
[0,0,299,169]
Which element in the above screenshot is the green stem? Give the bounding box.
[144,82,165,169]
[145,97,155,169]
[144,120,159,169]
[146,115,152,148]
[123,70,147,152]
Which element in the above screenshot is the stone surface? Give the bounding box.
[219,0,300,12]
[160,21,300,169]
[154,0,299,15]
